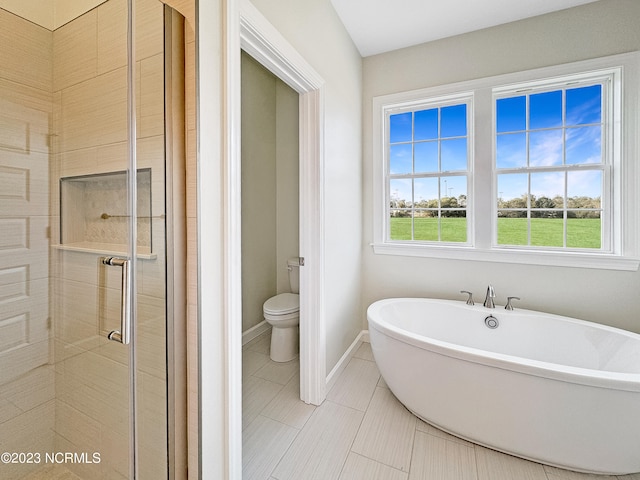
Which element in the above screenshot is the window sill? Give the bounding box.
[371,242,640,271]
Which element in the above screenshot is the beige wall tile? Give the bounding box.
[0,9,52,92]
[1,365,55,412]
[0,97,51,155]
[136,134,166,215]
[95,141,128,174]
[57,349,129,439]
[0,400,55,479]
[55,400,102,455]
[53,9,97,92]
[53,433,109,479]
[138,53,165,138]
[59,67,127,152]
[184,35,196,132]
[138,371,168,478]
[0,396,21,424]
[97,0,127,74]
[162,0,195,28]
[135,0,163,61]
[58,147,98,178]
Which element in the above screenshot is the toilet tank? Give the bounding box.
[286,257,300,294]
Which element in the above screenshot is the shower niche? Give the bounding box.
[59,168,155,258]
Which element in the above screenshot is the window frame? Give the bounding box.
[371,52,640,271]
[492,73,613,253]
[385,93,473,246]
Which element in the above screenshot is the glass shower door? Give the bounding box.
[0,0,182,478]
[53,0,138,478]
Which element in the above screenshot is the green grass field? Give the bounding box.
[390,217,601,248]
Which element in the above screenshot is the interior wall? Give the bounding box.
[241,51,300,334]
[275,80,300,294]
[361,0,640,333]
[249,0,363,373]
[241,52,277,332]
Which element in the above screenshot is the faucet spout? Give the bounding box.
[483,285,495,308]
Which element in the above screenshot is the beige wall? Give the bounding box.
[241,52,299,334]
[361,0,640,333]
[275,80,300,294]
[241,53,277,332]
[250,0,363,373]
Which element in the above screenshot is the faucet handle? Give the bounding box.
[460,290,474,306]
[505,296,521,310]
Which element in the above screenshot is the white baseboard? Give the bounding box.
[325,330,369,393]
[242,321,271,346]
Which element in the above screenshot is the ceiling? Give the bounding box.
[330,0,600,57]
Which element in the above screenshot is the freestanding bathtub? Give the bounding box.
[367,297,640,475]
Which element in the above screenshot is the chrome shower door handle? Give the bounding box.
[101,256,131,345]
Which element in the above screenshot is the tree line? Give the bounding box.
[497,195,601,218]
[390,194,600,219]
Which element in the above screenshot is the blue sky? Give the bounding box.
[389,104,467,203]
[389,85,602,204]
[495,84,602,201]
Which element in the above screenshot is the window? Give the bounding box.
[388,97,470,243]
[494,81,608,250]
[372,53,640,270]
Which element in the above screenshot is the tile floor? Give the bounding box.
[243,331,640,480]
[21,464,81,480]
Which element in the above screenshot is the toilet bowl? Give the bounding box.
[263,258,301,362]
[263,293,299,362]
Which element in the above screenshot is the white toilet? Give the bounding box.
[263,258,300,362]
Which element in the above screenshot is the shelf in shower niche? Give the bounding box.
[59,169,154,253]
[52,242,157,260]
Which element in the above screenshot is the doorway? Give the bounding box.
[236,2,326,411]
[240,51,299,351]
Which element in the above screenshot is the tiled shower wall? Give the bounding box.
[0,7,55,480]
[0,0,196,478]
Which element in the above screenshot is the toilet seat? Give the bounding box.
[263,293,299,316]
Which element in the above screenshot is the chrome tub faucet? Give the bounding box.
[505,296,521,310]
[483,285,495,308]
[460,290,474,305]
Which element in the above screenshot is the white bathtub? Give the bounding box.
[367,297,640,475]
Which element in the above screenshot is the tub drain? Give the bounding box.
[484,315,499,329]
